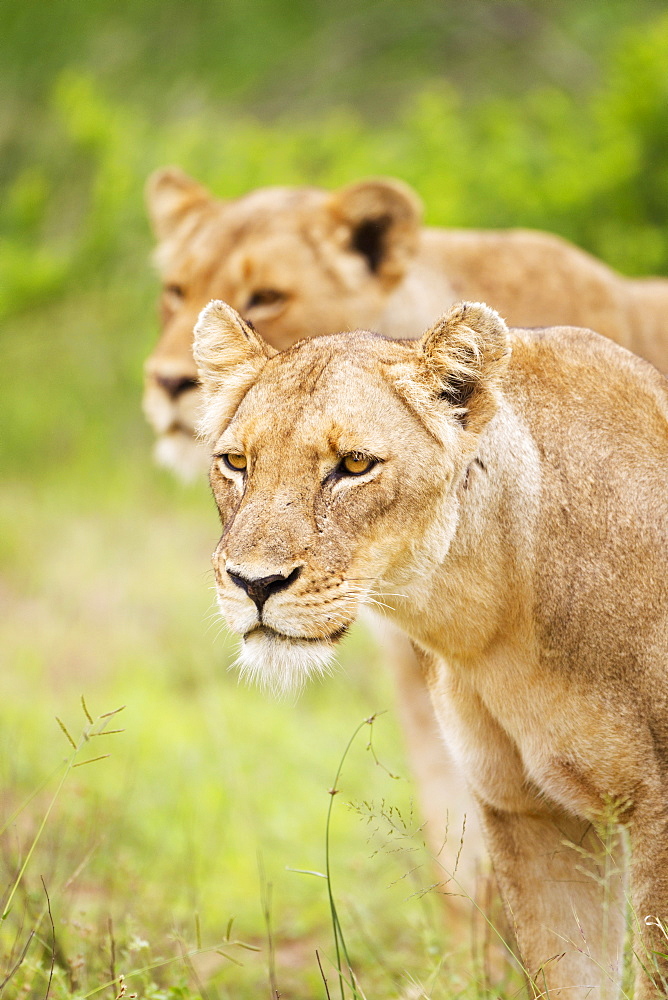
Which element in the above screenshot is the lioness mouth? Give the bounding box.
[244,624,348,644]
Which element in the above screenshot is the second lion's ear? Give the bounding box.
[327,178,422,287]
[194,300,276,442]
[145,167,213,241]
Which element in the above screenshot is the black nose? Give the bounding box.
[156,375,199,399]
[228,567,301,612]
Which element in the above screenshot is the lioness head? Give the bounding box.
[194,299,509,695]
[144,168,422,479]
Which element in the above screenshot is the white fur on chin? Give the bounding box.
[234,629,337,697]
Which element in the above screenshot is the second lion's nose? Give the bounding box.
[156,374,199,399]
[227,567,301,612]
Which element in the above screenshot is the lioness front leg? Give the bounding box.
[478,803,626,999]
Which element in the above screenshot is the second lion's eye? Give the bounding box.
[246,289,285,309]
[222,453,247,472]
[339,454,376,476]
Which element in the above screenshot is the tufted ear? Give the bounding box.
[419,302,510,434]
[193,300,276,442]
[145,167,213,241]
[327,178,422,287]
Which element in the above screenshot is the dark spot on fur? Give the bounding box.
[463,456,487,490]
[351,216,391,273]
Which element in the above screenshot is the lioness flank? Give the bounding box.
[195,299,668,1000]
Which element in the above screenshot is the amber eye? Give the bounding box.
[222,453,247,472]
[164,283,185,300]
[246,289,285,309]
[340,454,376,476]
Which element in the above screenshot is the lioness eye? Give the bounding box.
[340,454,376,476]
[222,453,247,472]
[164,283,185,299]
[246,289,285,309]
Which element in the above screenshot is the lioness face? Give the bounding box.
[209,338,451,694]
[144,169,422,479]
[195,301,508,695]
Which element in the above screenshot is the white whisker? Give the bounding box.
[363,597,396,612]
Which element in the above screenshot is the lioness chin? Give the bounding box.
[195,298,668,1000]
[235,627,339,696]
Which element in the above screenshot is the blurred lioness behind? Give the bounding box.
[144,168,668,481]
[143,167,668,913]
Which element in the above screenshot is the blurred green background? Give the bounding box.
[2,2,668,996]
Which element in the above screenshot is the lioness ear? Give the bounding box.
[193,300,275,442]
[145,167,213,241]
[420,302,510,433]
[328,178,422,287]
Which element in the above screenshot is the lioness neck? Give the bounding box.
[387,400,540,668]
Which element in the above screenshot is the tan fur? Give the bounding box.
[195,299,668,999]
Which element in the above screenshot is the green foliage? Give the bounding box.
[3,14,668,336]
[1,0,659,120]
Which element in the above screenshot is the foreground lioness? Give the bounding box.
[194,299,668,999]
